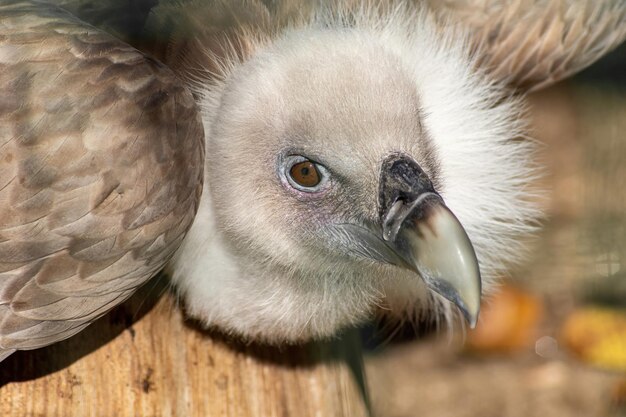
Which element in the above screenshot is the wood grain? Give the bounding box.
[0,277,370,417]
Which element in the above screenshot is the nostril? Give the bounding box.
[382,199,407,242]
[395,192,411,204]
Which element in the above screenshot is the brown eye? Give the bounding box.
[289,160,321,188]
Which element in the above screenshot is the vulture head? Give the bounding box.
[169,14,539,342]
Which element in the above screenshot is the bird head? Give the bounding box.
[168,13,541,343]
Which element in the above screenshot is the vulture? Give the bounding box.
[0,0,624,361]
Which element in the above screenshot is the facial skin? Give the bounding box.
[168,21,540,343]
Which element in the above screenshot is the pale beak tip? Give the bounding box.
[462,305,480,329]
[458,292,481,329]
[446,289,480,329]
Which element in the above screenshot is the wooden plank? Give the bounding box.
[0,277,370,417]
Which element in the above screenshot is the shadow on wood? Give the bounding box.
[0,274,169,386]
[0,274,370,417]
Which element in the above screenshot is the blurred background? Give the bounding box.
[364,42,626,417]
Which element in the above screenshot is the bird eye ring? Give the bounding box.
[283,155,329,192]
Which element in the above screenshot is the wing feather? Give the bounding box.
[0,0,204,359]
[142,0,626,91]
[428,0,626,90]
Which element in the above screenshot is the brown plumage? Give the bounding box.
[138,0,626,90]
[428,0,626,90]
[51,0,626,90]
[0,0,623,360]
[0,0,204,360]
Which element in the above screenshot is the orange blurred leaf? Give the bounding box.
[466,285,543,353]
[561,307,626,372]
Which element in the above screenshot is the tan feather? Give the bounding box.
[141,0,625,91]
[48,0,157,44]
[140,0,273,83]
[427,0,626,90]
[50,0,626,91]
[0,1,204,359]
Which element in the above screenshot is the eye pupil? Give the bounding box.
[289,160,321,188]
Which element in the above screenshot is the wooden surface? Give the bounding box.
[0,277,370,417]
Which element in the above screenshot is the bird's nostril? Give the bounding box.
[382,199,408,242]
[378,153,437,219]
[395,192,411,204]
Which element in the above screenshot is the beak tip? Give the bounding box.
[466,309,479,329]
[454,298,480,329]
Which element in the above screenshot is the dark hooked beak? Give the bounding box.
[332,154,481,327]
[380,154,481,327]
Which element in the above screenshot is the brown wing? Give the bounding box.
[140,0,362,74]
[52,0,626,91]
[0,0,204,361]
[139,0,274,82]
[427,0,626,91]
[49,0,158,45]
